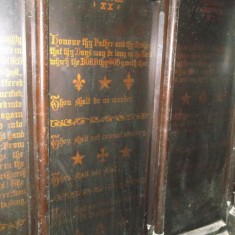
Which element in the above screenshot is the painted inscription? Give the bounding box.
[92,0,125,11]
[0,33,28,234]
[49,1,151,234]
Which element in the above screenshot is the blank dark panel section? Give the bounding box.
[165,0,235,234]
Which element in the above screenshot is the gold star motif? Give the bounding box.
[120,145,132,158]
[181,92,191,106]
[123,73,134,90]
[71,151,84,166]
[98,75,112,89]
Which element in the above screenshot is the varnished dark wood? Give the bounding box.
[226,107,235,204]
[35,0,49,234]
[154,0,180,233]
[159,1,235,234]
[24,0,36,234]
[145,0,164,231]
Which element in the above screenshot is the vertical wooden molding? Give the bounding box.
[225,107,235,206]
[35,0,49,234]
[145,0,165,231]
[154,0,180,233]
[224,9,235,210]
[24,0,36,233]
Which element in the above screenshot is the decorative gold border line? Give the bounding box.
[0,219,25,231]
[50,113,149,128]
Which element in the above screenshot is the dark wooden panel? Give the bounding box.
[48,1,152,234]
[164,0,235,234]
[0,1,31,234]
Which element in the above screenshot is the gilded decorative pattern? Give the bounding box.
[0,219,25,231]
[50,113,149,128]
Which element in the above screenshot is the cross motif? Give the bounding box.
[97,148,109,163]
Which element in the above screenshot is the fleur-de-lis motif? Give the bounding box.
[123,73,134,90]
[120,145,132,158]
[73,74,85,91]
